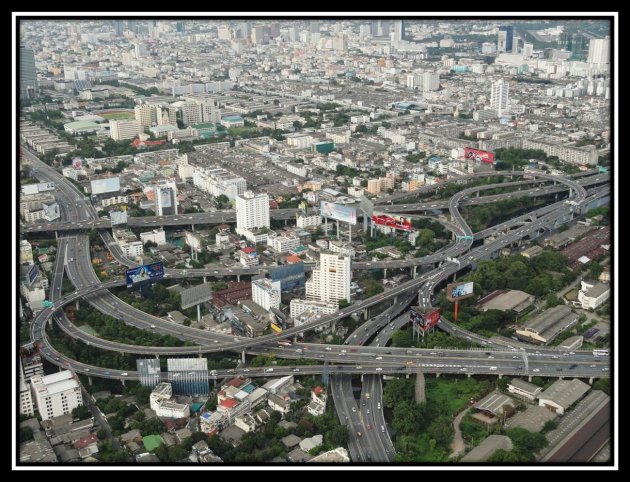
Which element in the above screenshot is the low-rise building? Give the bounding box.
[538,379,591,415]
[515,305,579,345]
[478,289,534,314]
[578,281,610,310]
[507,378,543,401]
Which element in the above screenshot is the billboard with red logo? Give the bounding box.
[410,308,440,331]
[464,147,495,164]
[371,212,412,232]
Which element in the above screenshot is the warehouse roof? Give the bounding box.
[539,379,591,410]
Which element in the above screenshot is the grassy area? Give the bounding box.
[564,289,579,301]
[425,377,492,415]
[100,111,135,120]
[77,325,98,336]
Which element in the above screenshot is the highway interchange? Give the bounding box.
[20,146,611,462]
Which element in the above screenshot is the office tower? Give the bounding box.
[176,21,185,33]
[114,20,125,37]
[167,358,209,395]
[134,42,147,59]
[490,78,510,116]
[30,371,83,421]
[19,45,37,99]
[269,22,280,38]
[154,181,178,216]
[147,19,157,38]
[109,119,141,140]
[380,20,391,37]
[137,359,162,388]
[289,27,298,42]
[305,252,351,303]
[523,43,534,58]
[588,37,610,64]
[310,20,321,34]
[127,19,137,34]
[497,25,513,53]
[236,191,270,232]
[394,19,405,44]
[371,20,379,36]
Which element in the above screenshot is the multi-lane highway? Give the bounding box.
[21,146,611,463]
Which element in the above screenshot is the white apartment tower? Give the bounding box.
[587,37,610,64]
[30,370,83,420]
[490,78,510,116]
[305,252,351,303]
[236,191,270,233]
[423,72,440,92]
[252,278,282,311]
[109,119,141,140]
[154,181,178,216]
[19,360,34,416]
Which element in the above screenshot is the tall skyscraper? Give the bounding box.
[19,45,37,100]
[305,252,351,303]
[497,25,514,53]
[114,20,125,37]
[490,78,510,116]
[588,37,610,64]
[236,191,270,234]
[423,72,440,92]
[176,21,185,33]
[394,20,405,44]
[310,20,321,34]
[154,182,178,216]
[127,19,138,34]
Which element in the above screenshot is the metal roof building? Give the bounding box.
[538,379,591,415]
[515,305,578,345]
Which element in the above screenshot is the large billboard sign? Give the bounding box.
[464,147,495,164]
[320,201,357,225]
[446,281,474,301]
[410,308,440,331]
[125,261,165,288]
[371,212,412,232]
[91,177,121,195]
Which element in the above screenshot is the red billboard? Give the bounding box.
[464,147,495,164]
[410,308,440,330]
[372,212,412,232]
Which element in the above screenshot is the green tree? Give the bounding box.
[19,426,34,443]
[338,299,350,309]
[72,405,92,420]
[96,428,108,440]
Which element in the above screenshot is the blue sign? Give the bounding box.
[125,261,165,288]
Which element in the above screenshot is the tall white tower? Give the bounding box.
[236,191,270,234]
[490,78,510,116]
[587,37,610,64]
[155,182,178,216]
[305,252,351,303]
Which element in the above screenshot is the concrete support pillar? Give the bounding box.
[394,295,398,304]
[241,351,246,363]
[528,375,532,382]
[88,376,93,386]
[589,377,594,385]
[75,300,80,311]
[237,274,240,282]
[198,353,203,358]
[498,374,502,379]
[197,304,201,322]
[412,266,417,278]
[383,268,387,278]
[435,373,440,378]
[467,373,471,378]
[121,379,126,387]
[155,354,160,360]
[363,308,368,319]
[284,219,288,226]
[55,231,58,240]
[476,191,480,198]
[360,374,364,383]
[405,373,410,379]
[203,276,207,283]
[191,224,195,232]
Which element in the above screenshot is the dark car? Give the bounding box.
[569,364,578,369]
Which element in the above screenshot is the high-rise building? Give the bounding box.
[236,191,270,233]
[380,20,391,37]
[305,252,351,303]
[30,371,83,421]
[154,181,178,216]
[310,20,321,34]
[394,20,405,44]
[167,358,209,395]
[497,25,514,53]
[588,37,610,64]
[19,240,33,265]
[114,20,125,37]
[176,21,185,33]
[109,119,141,140]
[523,43,534,59]
[289,27,298,42]
[252,278,282,311]
[490,78,510,116]
[127,20,137,34]
[20,45,38,99]
[423,72,440,92]
[134,42,147,59]
[19,359,34,416]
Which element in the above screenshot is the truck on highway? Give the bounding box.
[365,393,370,400]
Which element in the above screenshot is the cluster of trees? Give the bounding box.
[388,377,491,461]
[488,428,549,462]
[335,164,360,178]
[405,152,426,163]
[72,303,187,348]
[391,329,478,350]
[411,218,447,239]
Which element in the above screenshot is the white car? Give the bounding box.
[533,368,540,372]
[376,367,383,371]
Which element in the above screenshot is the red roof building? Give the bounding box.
[73,434,98,450]
[219,398,239,409]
